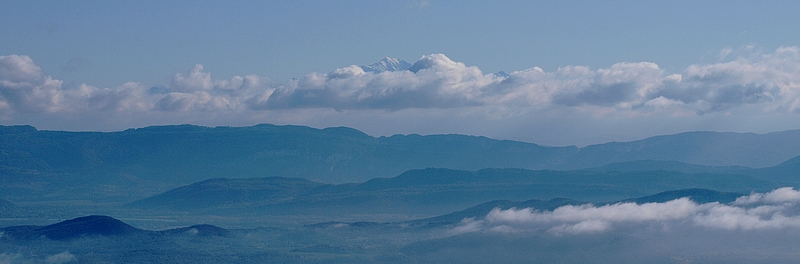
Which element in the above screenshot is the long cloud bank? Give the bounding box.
[4,47,800,115]
[2,47,800,144]
[452,187,800,236]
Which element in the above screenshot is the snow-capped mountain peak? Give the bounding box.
[360,57,412,73]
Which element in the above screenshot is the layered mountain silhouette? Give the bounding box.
[0,215,229,241]
[615,188,743,204]
[3,120,799,263]
[128,167,777,216]
[320,188,745,228]
[3,124,800,188]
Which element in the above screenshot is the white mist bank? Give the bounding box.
[454,187,800,235]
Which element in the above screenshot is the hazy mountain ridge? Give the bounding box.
[582,160,752,174]
[575,130,800,168]
[584,158,800,186]
[127,177,324,210]
[128,167,777,217]
[2,124,800,189]
[391,188,743,227]
[9,189,734,236]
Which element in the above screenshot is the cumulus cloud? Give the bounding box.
[2,47,800,135]
[260,47,800,115]
[660,47,800,113]
[154,65,266,112]
[0,55,44,83]
[0,54,68,113]
[453,187,800,236]
[0,56,269,117]
[734,187,800,205]
[262,54,495,110]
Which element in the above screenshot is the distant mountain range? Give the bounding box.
[2,124,800,188]
[3,123,800,207]
[1,187,745,242]
[0,187,743,243]
[8,121,800,263]
[127,165,785,217]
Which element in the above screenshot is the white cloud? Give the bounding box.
[0,55,43,83]
[450,217,483,235]
[0,54,67,113]
[171,64,214,92]
[2,47,800,144]
[263,54,497,110]
[548,219,611,235]
[454,187,800,235]
[734,187,800,205]
[259,47,800,116]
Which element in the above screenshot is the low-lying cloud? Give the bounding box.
[453,187,800,236]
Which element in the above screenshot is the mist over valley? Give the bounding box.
[3,124,800,263]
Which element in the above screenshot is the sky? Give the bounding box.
[1,1,800,146]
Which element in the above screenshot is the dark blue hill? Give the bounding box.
[1,215,231,241]
[9,215,148,240]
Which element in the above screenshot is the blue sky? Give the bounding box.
[2,1,800,146]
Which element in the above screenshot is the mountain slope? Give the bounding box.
[0,215,230,241]
[616,188,743,204]
[582,160,751,174]
[401,188,743,227]
[128,177,324,210]
[2,215,147,240]
[2,124,800,188]
[129,168,774,217]
[576,130,800,168]
[749,155,800,183]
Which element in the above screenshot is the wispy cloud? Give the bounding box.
[45,251,76,264]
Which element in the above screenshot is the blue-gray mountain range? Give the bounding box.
[2,124,800,186]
